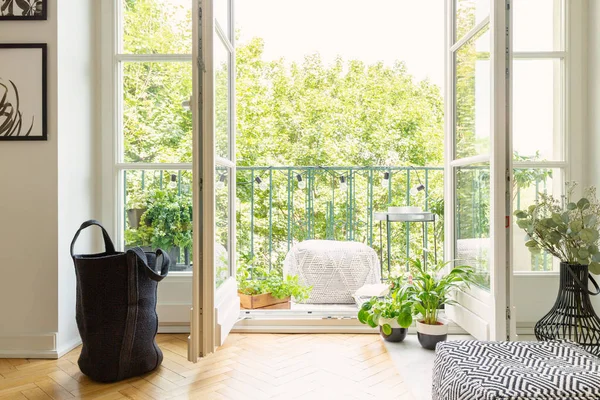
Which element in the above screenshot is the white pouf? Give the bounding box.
[283,240,381,304]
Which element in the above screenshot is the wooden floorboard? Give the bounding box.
[0,334,412,399]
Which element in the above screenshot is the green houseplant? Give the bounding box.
[236,265,312,309]
[128,189,192,267]
[514,183,600,354]
[410,258,475,349]
[358,282,413,342]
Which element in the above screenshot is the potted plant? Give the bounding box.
[514,183,600,352]
[357,282,413,342]
[410,258,474,350]
[142,189,193,267]
[236,265,312,309]
[126,183,149,229]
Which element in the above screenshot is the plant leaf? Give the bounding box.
[381,324,392,336]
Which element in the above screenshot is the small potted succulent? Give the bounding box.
[410,258,474,350]
[357,280,413,342]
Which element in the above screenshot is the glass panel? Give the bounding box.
[455,0,490,41]
[124,169,193,271]
[455,27,490,159]
[216,166,231,288]
[455,164,490,290]
[512,168,562,272]
[513,0,562,52]
[214,0,229,38]
[513,59,562,161]
[215,36,230,159]
[122,62,192,163]
[122,0,192,54]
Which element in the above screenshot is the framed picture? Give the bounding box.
[0,0,46,21]
[0,43,47,141]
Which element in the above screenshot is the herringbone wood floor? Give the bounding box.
[0,334,413,400]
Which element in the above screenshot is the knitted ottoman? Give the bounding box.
[432,340,600,400]
[283,240,381,304]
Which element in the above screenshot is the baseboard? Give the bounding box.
[56,337,82,358]
[158,324,190,333]
[0,333,58,359]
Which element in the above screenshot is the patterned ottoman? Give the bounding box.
[432,340,600,400]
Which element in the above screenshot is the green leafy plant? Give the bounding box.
[410,258,475,325]
[142,189,193,251]
[126,182,149,210]
[358,283,414,334]
[236,264,312,302]
[514,183,600,274]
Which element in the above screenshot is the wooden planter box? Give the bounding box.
[239,293,291,310]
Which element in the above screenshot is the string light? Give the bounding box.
[296,174,306,189]
[381,171,390,188]
[168,174,177,189]
[255,176,268,191]
[339,175,347,192]
[410,183,426,196]
[216,174,226,190]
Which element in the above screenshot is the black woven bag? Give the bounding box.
[70,220,170,382]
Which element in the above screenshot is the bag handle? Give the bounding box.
[566,267,600,296]
[70,220,116,257]
[127,247,170,282]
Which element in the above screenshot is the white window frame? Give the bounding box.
[512,0,585,277]
[100,0,194,277]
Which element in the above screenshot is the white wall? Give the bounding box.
[0,6,59,356]
[56,0,99,354]
[0,1,97,357]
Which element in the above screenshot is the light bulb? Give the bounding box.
[259,181,268,191]
[298,180,306,189]
[339,176,347,192]
[381,172,390,188]
[410,186,418,196]
[216,174,226,190]
[168,174,177,189]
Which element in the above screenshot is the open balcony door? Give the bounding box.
[189,0,239,361]
[444,0,512,341]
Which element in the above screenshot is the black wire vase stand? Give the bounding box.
[534,263,600,356]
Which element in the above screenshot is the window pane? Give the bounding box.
[123,0,192,54]
[455,27,490,159]
[513,59,562,161]
[455,0,489,41]
[455,164,490,290]
[216,166,231,288]
[215,0,229,38]
[512,168,562,272]
[122,62,192,163]
[124,169,193,271]
[215,36,230,159]
[513,0,562,52]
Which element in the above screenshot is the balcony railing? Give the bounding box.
[121,165,553,276]
[236,166,444,279]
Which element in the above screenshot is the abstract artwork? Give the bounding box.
[0,44,47,141]
[0,0,46,20]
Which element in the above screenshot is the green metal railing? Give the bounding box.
[236,166,445,279]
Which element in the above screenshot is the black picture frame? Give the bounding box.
[0,43,47,141]
[0,0,47,21]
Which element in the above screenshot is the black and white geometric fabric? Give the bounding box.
[432,340,600,400]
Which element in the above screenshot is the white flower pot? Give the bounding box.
[416,319,448,350]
